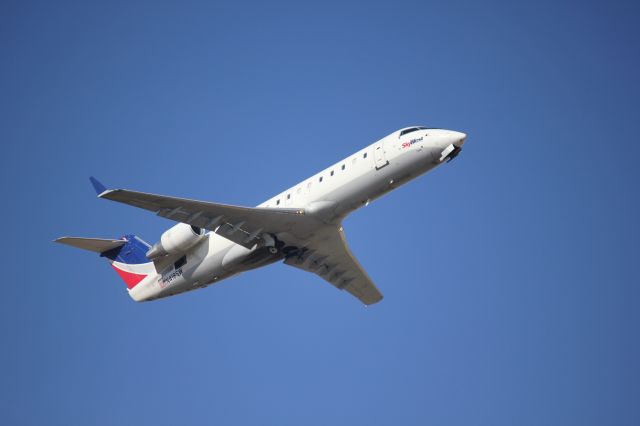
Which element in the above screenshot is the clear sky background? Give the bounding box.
[1,1,639,425]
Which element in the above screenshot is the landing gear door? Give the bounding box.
[374,142,389,170]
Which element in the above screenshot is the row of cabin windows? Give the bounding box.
[274,151,369,206]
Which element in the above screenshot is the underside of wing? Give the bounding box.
[283,225,383,305]
[96,185,317,249]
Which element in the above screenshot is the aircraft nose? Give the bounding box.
[435,130,466,163]
[450,130,467,147]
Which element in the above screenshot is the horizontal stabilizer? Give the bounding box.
[55,237,126,253]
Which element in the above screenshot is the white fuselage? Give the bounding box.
[130,127,466,301]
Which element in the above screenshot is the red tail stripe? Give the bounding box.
[111,265,147,289]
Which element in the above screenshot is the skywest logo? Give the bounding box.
[402,136,423,149]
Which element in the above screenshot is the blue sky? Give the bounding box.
[1,0,639,424]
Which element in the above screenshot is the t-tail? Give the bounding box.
[54,234,157,301]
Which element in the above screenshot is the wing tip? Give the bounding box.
[363,294,384,306]
[89,176,107,196]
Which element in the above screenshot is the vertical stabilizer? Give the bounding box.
[100,235,156,289]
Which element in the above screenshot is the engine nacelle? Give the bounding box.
[146,223,205,260]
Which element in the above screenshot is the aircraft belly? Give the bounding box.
[328,164,398,217]
[323,155,436,218]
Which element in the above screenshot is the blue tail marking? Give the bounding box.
[101,234,151,264]
[89,176,107,195]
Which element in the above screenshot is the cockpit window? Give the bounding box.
[400,127,420,136]
[400,126,436,137]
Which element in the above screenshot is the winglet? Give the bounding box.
[89,176,107,195]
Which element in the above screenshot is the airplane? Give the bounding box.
[56,126,467,305]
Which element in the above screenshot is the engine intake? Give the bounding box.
[146,223,205,260]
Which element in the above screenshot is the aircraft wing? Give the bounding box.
[94,185,312,249]
[283,225,383,305]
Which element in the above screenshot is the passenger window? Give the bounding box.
[341,164,345,170]
[287,194,291,199]
[330,170,334,176]
[277,199,280,205]
[363,152,367,158]
[319,176,323,182]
